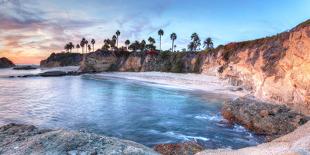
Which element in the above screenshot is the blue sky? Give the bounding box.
[0,0,309,64]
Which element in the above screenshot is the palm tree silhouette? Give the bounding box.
[147,37,156,50]
[140,40,146,51]
[125,40,130,51]
[64,44,70,52]
[203,37,213,50]
[80,38,86,53]
[76,44,80,53]
[190,33,201,51]
[91,39,96,52]
[88,45,91,52]
[170,33,177,52]
[158,29,164,51]
[85,39,89,53]
[116,30,120,49]
[68,42,74,52]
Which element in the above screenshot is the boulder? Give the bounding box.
[222,97,309,140]
[0,123,158,155]
[153,142,204,155]
[0,57,15,68]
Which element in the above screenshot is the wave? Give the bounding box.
[194,113,223,122]
[148,129,209,142]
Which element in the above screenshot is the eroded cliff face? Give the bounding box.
[202,21,310,115]
[79,51,205,73]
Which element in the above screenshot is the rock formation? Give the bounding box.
[202,20,310,115]
[0,57,15,68]
[40,52,83,67]
[196,121,310,155]
[222,97,309,140]
[0,123,158,155]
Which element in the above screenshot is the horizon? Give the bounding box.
[0,0,309,64]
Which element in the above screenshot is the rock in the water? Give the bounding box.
[0,123,158,155]
[222,97,309,140]
[39,71,67,77]
[13,65,37,70]
[0,57,15,68]
[153,142,204,155]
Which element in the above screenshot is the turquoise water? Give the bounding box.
[0,70,264,149]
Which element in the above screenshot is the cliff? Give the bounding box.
[79,51,205,73]
[0,57,15,68]
[77,20,310,114]
[201,19,310,115]
[40,52,83,67]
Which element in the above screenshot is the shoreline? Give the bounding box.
[0,68,309,154]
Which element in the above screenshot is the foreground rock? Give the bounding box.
[154,142,204,155]
[222,97,309,140]
[13,65,37,70]
[0,123,158,155]
[40,52,83,67]
[196,121,310,155]
[0,57,15,68]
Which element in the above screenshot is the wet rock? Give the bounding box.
[0,57,15,68]
[13,66,37,70]
[153,142,204,155]
[38,71,67,77]
[222,97,309,140]
[0,123,158,155]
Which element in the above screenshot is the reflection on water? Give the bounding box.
[0,72,264,149]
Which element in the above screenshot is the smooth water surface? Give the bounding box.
[0,69,264,149]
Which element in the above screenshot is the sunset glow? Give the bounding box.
[0,0,309,64]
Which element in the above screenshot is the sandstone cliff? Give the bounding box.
[78,20,310,114]
[0,57,15,68]
[40,52,83,67]
[201,20,310,115]
[79,51,205,73]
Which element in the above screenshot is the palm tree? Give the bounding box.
[129,40,140,51]
[88,44,91,52]
[203,37,213,50]
[76,44,80,53]
[170,33,177,52]
[116,30,120,49]
[190,33,201,51]
[158,29,164,51]
[64,44,70,52]
[91,39,95,52]
[84,39,89,53]
[140,40,146,51]
[103,39,110,50]
[80,38,86,53]
[125,40,130,51]
[147,37,156,50]
[68,42,74,52]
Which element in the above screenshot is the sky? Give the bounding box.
[0,0,309,64]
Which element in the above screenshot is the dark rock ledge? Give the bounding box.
[9,71,83,78]
[221,97,309,141]
[0,123,158,155]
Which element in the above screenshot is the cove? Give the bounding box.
[0,72,264,149]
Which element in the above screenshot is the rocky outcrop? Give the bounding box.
[0,57,15,68]
[79,51,205,73]
[13,65,37,70]
[154,142,204,155]
[40,52,83,68]
[201,19,310,115]
[222,97,309,140]
[196,121,310,155]
[0,123,158,155]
